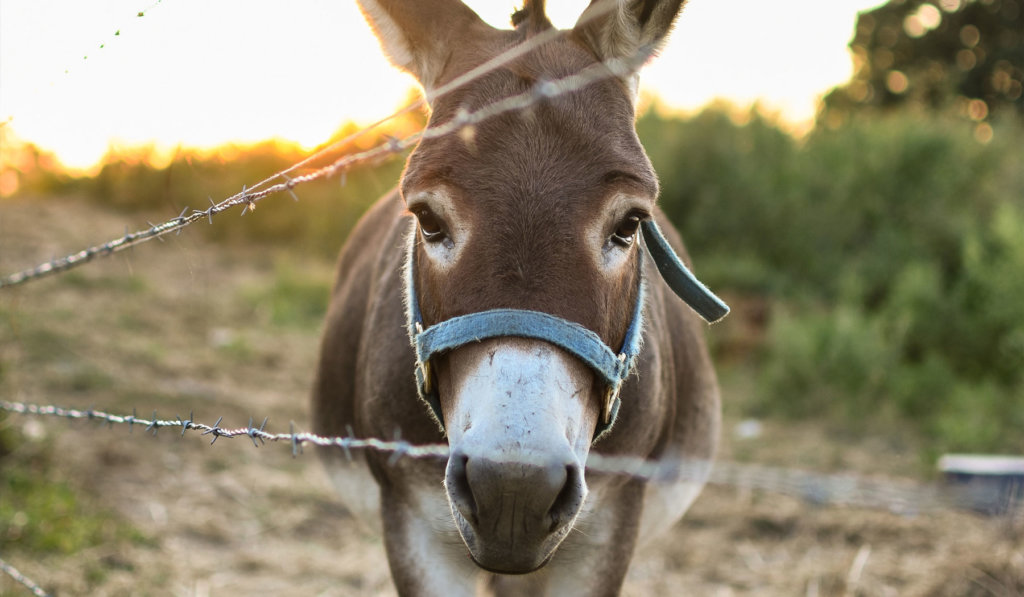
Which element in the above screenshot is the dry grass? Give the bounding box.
[1,197,1020,596]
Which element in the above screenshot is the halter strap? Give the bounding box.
[416,310,634,387]
[641,219,730,323]
[405,217,727,442]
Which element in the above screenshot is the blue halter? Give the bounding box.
[405,218,728,441]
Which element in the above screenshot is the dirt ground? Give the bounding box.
[1,197,1021,596]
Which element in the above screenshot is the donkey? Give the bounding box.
[312,0,726,594]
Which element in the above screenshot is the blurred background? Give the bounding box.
[1,0,1023,594]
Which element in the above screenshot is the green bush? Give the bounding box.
[641,106,1024,452]
[638,105,800,295]
[757,304,899,423]
[75,137,405,260]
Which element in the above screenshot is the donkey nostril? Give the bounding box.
[446,453,478,525]
[548,463,584,532]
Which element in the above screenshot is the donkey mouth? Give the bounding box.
[450,505,566,574]
[445,450,585,574]
[469,550,555,576]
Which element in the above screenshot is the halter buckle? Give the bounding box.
[602,384,620,425]
[419,360,434,395]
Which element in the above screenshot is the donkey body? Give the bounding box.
[313,1,721,595]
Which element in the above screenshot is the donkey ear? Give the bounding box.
[356,0,490,91]
[573,0,686,65]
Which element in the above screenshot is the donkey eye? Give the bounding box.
[611,214,643,247]
[413,206,447,242]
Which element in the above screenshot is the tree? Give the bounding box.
[821,0,1023,124]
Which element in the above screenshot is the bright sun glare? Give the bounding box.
[0,0,884,173]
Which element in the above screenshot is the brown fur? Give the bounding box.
[313,2,719,595]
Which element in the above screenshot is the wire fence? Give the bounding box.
[0,58,636,288]
[2,397,1022,596]
[3,400,1021,519]
[5,16,605,595]
[0,557,51,597]
[0,0,627,289]
[1,3,1021,593]
[0,9,668,594]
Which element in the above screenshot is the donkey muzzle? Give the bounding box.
[440,340,595,573]
[445,449,586,573]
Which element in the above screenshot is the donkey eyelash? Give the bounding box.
[610,210,650,247]
[410,204,448,242]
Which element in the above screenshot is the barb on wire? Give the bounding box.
[0,0,632,290]
[222,0,621,203]
[0,139,402,288]
[0,400,449,460]
[3,400,1021,518]
[0,557,51,597]
[0,54,634,288]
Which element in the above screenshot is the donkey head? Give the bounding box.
[359,0,687,574]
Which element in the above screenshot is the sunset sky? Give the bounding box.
[1,0,885,171]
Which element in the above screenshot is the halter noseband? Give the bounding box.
[405,218,728,442]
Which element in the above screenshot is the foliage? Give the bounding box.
[79,139,404,260]
[0,136,78,198]
[9,97,1024,454]
[636,105,801,295]
[822,0,1023,124]
[641,104,1024,453]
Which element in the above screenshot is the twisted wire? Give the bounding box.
[4,400,1020,518]
[0,557,51,597]
[238,0,619,198]
[0,1,627,289]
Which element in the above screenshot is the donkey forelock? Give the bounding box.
[511,0,553,33]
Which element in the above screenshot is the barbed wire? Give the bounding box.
[0,9,621,594]
[5,6,1017,595]
[0,138,407,287]
[0,400,447,460]
[0,57,633,288]
[3,400,1021,519]
[0,557,51,597]
[182,0,619,203]
[0,0,627,289]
